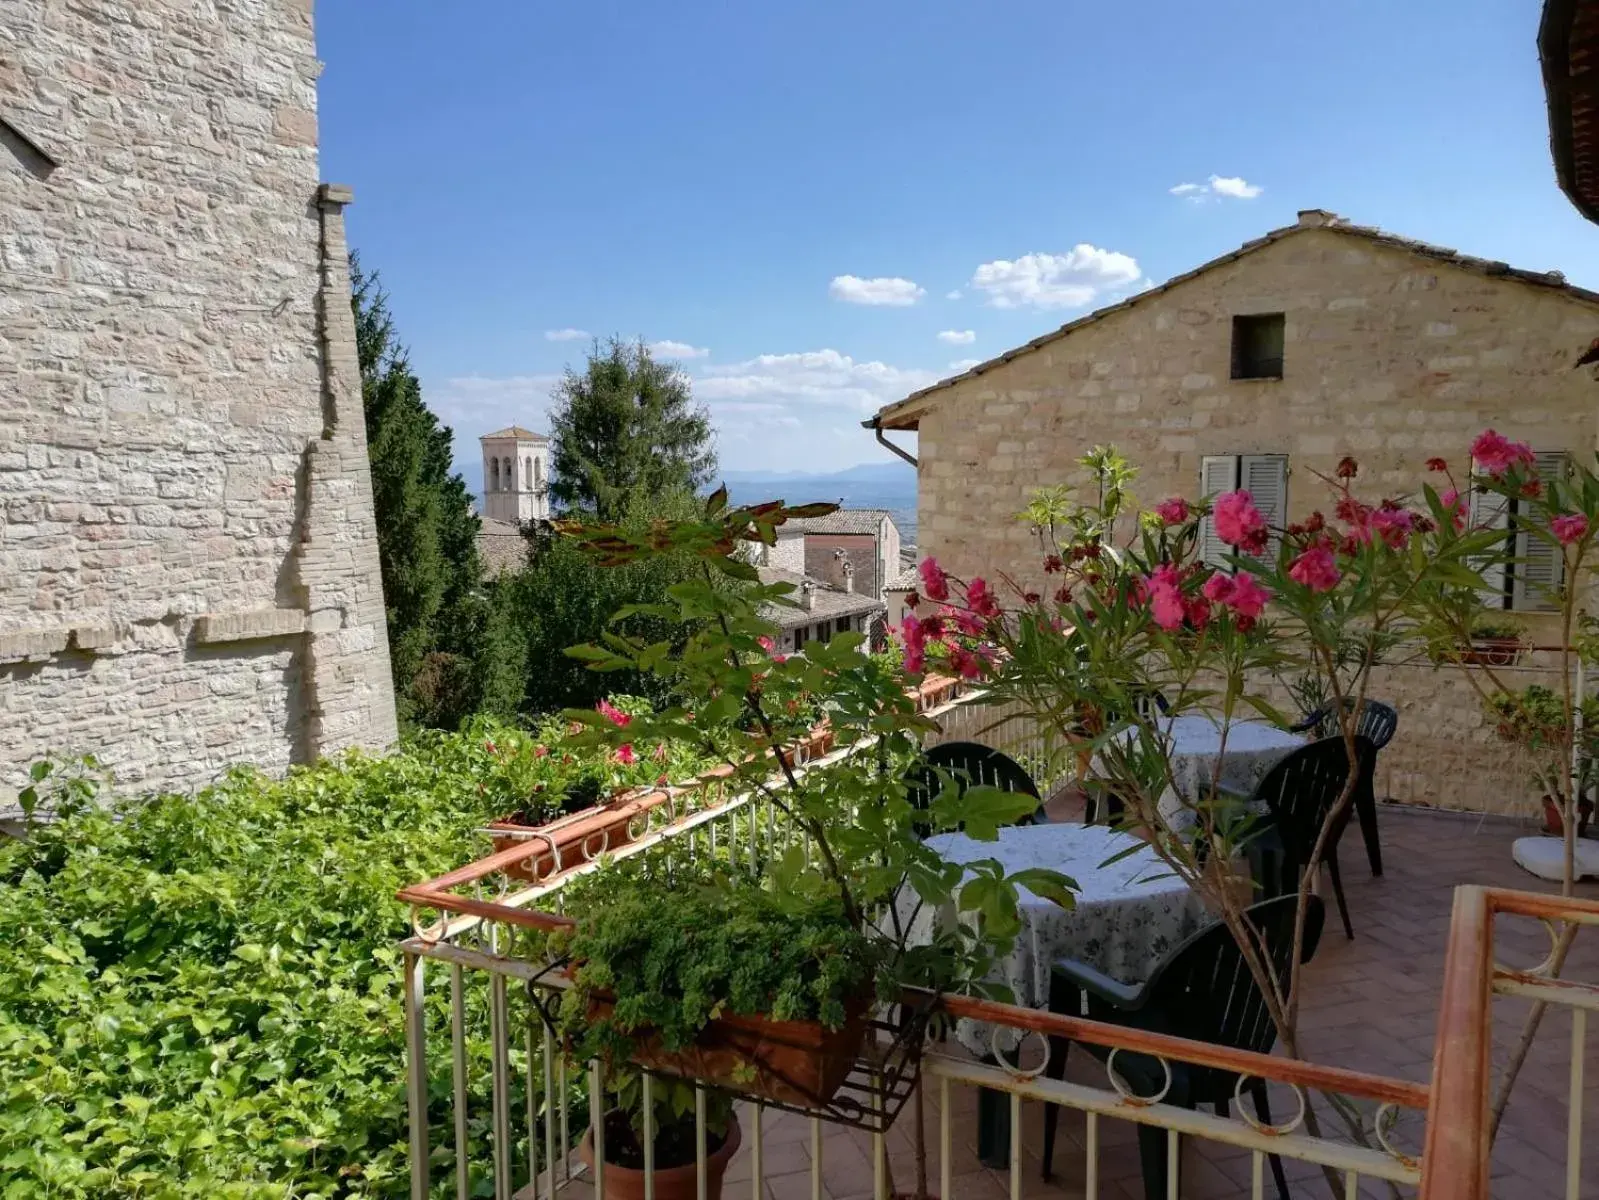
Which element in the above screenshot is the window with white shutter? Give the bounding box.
[1198,454,1287,568]
[1198,456,1240,568]
[1470,450,1567,612]
[1513,451,1569,612]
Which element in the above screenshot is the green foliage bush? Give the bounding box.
[0,723,593,1199]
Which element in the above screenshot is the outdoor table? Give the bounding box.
[913,822,1210,1165]
[1148,713,1306,829]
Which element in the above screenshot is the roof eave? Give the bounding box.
[1541,0,1599,224]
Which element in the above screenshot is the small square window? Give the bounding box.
[1231,313,1285,380]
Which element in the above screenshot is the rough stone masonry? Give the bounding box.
[0,0,398,802]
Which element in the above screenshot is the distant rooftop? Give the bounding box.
[884,565,920,593]
[782,508,896,536]
[756,567,884,628]
[476,517,528,578]
[480,425,548,442]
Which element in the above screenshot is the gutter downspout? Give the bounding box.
[866,416,918,468]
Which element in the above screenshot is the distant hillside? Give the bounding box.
[457,459,920,544]
[716,462,918,544]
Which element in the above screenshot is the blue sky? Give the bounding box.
[317,0,1596,478]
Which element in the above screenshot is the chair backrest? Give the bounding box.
[904,742,1044,832]
[1308,698,1398,750]
[1251,734,1371,862]
[1143,894,1326,1067]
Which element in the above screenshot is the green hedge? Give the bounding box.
[0,714,706,1199]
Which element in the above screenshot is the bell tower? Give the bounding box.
[479,426,549,523]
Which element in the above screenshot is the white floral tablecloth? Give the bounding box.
[1149,715,1305,830]
[911,823,1209,1055]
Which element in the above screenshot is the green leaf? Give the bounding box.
[934,785,1042,841]
[1006,868,1078,909]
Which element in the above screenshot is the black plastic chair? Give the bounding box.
[1041,895,1326,1200]
[1247,735,1370,941]
[1290,700,1396,877]
[903,741,1048,834]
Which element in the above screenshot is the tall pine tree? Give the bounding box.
[548,337,717,517]
[352,257,523,727]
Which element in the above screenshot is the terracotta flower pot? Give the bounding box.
[1541,795,1594,837]
[580,1111,742,1200]
[581,991,870,1107]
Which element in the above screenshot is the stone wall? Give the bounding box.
[0,0,397,800]
[906,215,1599,815]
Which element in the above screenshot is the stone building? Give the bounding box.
[753,509,901,601]
[870,210,1599,815]
[480,425,549,524]
[0,0,397,800]
[756,568,885,655]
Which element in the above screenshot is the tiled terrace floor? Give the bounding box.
[712,804,1599,1200]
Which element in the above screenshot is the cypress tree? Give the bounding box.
[351,257,520,727]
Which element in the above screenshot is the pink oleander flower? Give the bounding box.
[1368,505,1414,550]
[949,647,984,680]
[950,607,985,638]
[1470,429,1536,478]
[615,744,637,765]
[1213,490,1268,555]
[1224,571,1270,619]
[918,557,950,603]
[1183,594,1212,630]
[758,635,775,652]
[1440,487,1467,533]
[1202,570,1271,621]
[597,699,631,728]
[901,615,927,674]
[967,576,1001,618]
[1146,563,1186,631]
[1155,497,1191,526]
[1288,545,1341,593]
[1553,513,1590,545]
[534,745,549,759]
[1426,457,1449,473]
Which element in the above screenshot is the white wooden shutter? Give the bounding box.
[1512,451,1569,612]
[1468,478,1511,609]
[1198,456,1241,568]
[1240,454,1289,560]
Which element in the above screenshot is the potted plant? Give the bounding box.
[553,868,874,1108]
[576,1071,741,1200]
[1461,614,1527,666]
[1485,685,1598,835]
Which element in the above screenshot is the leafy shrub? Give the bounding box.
[0,724,566,1198]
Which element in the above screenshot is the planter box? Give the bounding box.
[1459,637,1524,667]
[583,991,870,1107]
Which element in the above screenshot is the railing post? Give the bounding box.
[1419,885,1493,1200]
[404,951,429,1200]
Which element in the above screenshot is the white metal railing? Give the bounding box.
[398,689,1430,1200]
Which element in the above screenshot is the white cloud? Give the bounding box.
[828,275,925,306]
[948,358,981,372]
[969,246,1141,310]
[937,329,976,345]
[945,289,963,300]
[544,328,589,341]
[647,339,711,360]
[695,349,937,470]
[1169,174,1263,202]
